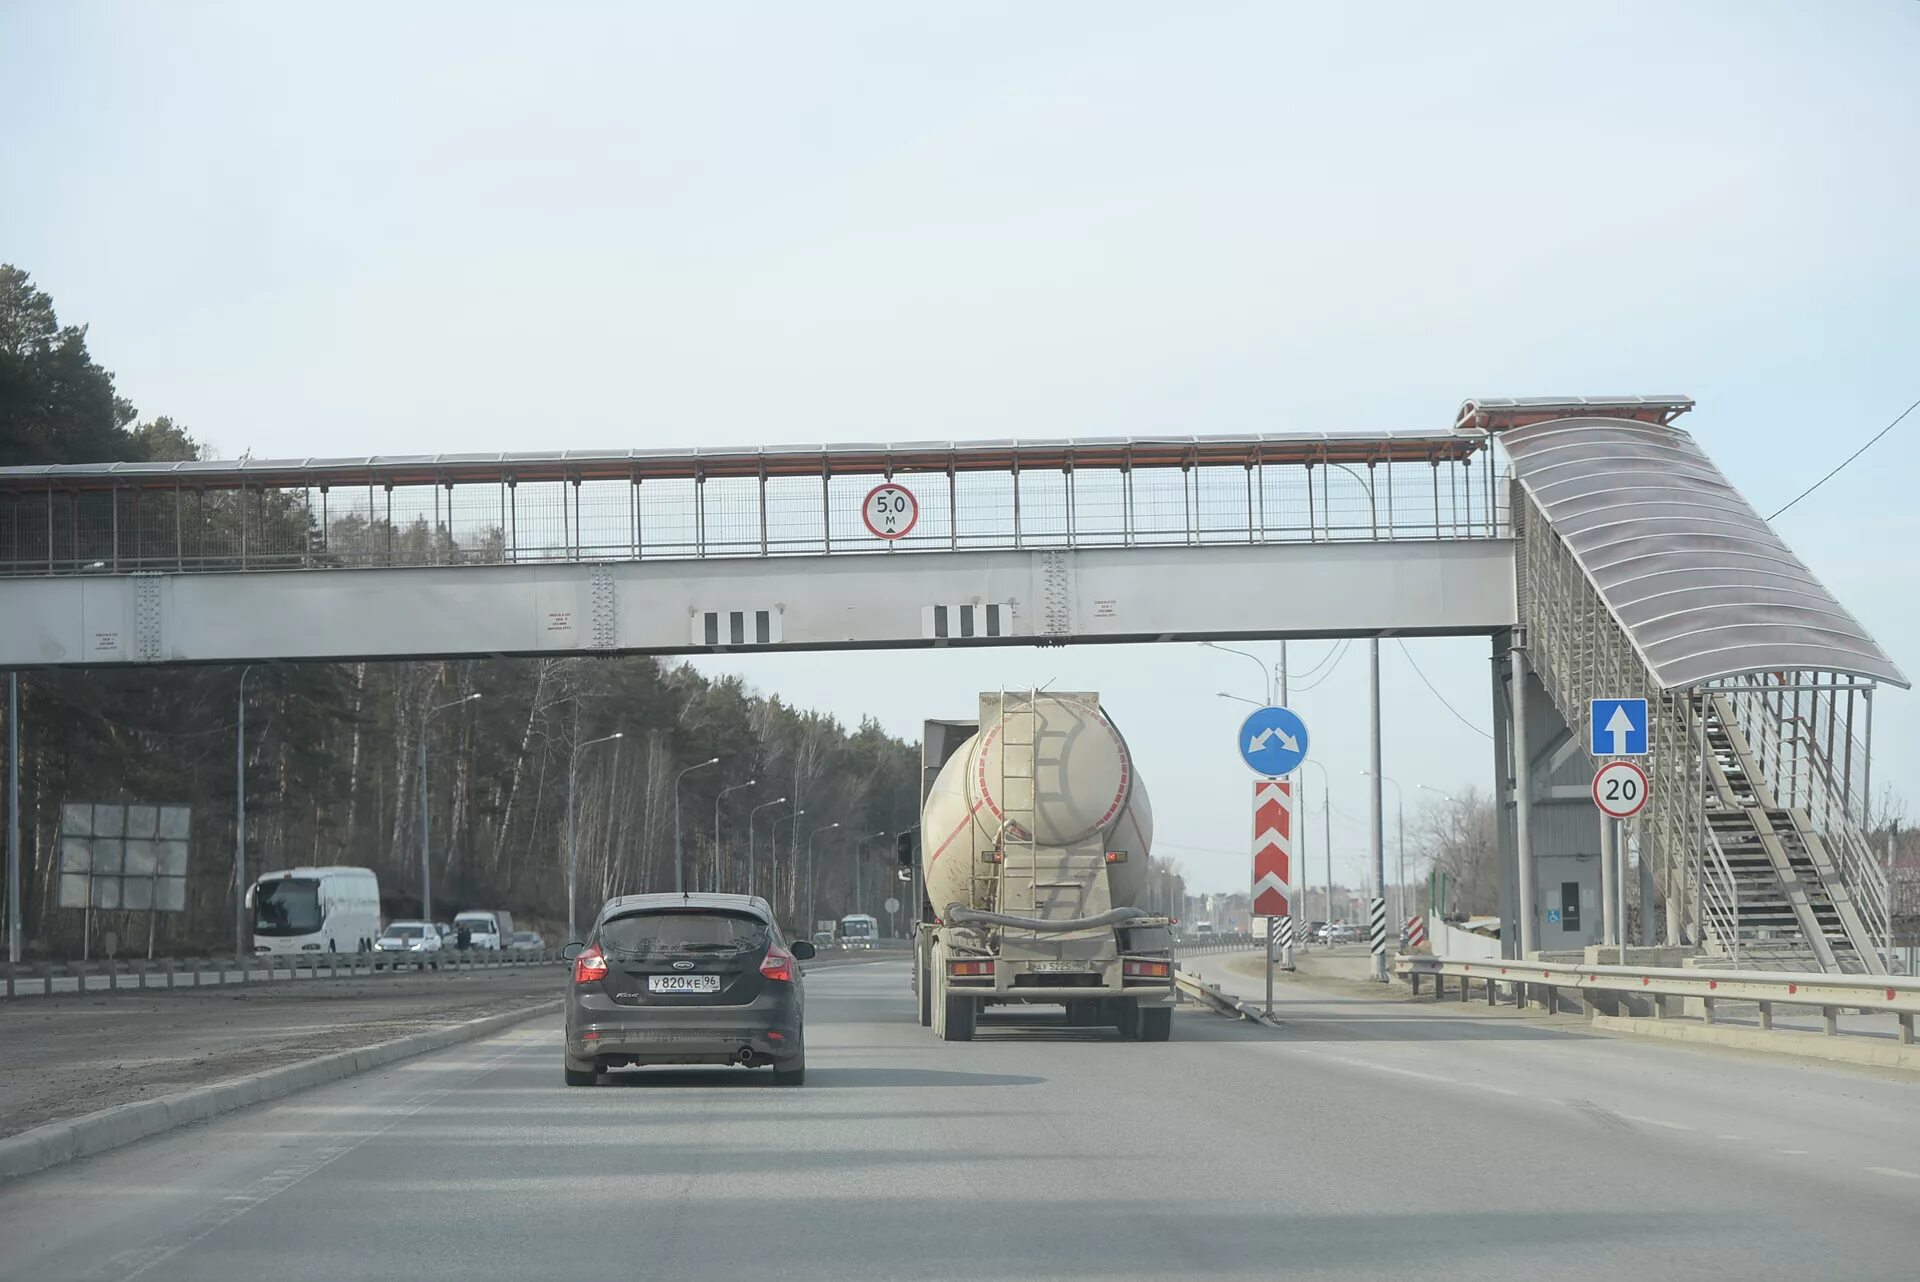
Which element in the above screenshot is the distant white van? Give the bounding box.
[251,866,381,954]
[453,909,514,950]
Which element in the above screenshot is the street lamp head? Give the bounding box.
[466,693,483,702]
[705,756,720,765]
[609,731,624,740]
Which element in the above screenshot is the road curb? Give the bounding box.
[1591,1013,1920,1072]
[0,998,561,1183]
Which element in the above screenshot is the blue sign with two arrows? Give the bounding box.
[1238,705,1310,777]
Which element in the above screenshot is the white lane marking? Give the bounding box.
[1717,1134,1747,1141]
[95,1038,538,1281]
[1474,1084,1521,1097]
[1621,1114,1696,1132]
[1865,1166,1920,1181]
[1777,1149,1809,1156]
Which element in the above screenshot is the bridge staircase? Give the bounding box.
[1483,398,1901,976]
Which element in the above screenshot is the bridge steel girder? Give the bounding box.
[0,539,1514,668]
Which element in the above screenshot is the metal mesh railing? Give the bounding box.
[0,455,1508,576]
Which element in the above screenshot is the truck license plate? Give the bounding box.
[1027,961,1090,973]
[648,975,720,993]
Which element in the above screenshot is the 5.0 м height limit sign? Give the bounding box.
[1252,780,1293,918]
[862,483,919,539]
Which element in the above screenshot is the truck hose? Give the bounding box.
[944,905,1154,933]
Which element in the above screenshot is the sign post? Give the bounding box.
[1240,705,1308,1017]
[1252,780,1294,1017]
[1593,760,1649,966]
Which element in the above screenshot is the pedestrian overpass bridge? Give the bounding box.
[0,396,1904,976]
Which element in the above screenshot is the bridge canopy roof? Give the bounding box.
[0,430,1484,493]
[1498,416,1907,689]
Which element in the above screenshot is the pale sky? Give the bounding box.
[4,2,1915,893]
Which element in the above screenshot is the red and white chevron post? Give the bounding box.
[1252,780,1292,918]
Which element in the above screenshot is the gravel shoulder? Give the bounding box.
[0,968,565,1138]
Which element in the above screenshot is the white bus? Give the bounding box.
[839,913,878,949]
[250,866,382,955]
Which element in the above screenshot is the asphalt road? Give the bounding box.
[2,960,1917,1281]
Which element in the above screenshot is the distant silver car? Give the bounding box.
[374,920,443,969]
[510,930,545,952]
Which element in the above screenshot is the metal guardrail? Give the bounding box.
[1395,954,1917,1045]
[1174,933,1259,954]
[1,948,567,999]
[1172,966,1273,1024]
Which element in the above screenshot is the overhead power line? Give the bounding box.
[1395,639,1494,741]
[1767,395,1919,521]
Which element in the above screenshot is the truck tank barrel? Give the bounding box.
[919,691,1153,921]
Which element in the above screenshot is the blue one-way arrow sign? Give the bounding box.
[1238,705,1310,776]
[1590,698,1648,756]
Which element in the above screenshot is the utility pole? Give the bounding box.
[855,829,886,916]
[419,692,482,922]
[234,666,254,957]
[672,756,720,894]
[567,731,623,941]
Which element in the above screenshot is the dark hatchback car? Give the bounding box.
[563,893,815,1086]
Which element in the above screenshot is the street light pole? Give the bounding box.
[673,757,721,894]
[1368,638,1386,982]
[234,665,254,957]
[419,692,482,923]
[1415,783,1457,920]
[746,797,789,900]
[806,821,840,934]
[855,829,886,916]
[1362,770,1405,930]
[567,731,623,941]
[1203,642,1276,705]
[7,672,22,965]
[713,778,758,892]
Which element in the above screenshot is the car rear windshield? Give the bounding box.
[386,924,426,938]
[598,910,769,958]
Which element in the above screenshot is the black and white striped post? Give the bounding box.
[1368,897,1388,960]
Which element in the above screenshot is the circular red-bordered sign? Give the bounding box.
[1592,760,1649,819]
[861,482,919,539]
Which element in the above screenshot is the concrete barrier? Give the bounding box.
[0,998,560,1183]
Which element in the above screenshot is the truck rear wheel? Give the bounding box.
[942,994,976,1042]
[1136,1005,1172,1042]
[1065,1000,1097,1027]
[917,953,933,1027]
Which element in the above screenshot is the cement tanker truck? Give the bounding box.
[899,691,1176,1042]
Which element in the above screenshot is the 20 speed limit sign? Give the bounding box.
[862,482,919,539]
[1592,760,1649,819]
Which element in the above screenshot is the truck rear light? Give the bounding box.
[1104,850,1127,863]
[760,945,795,983]
[572,945,608,984]
[1123,960,1170,978]
[948,960,994,977]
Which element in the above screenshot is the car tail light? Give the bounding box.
[1124,960,1170,978]
[948,959,994,977]
[572,945,608,984]
[760,945,795,983]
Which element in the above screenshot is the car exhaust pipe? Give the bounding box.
[734,1048,758,1066]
